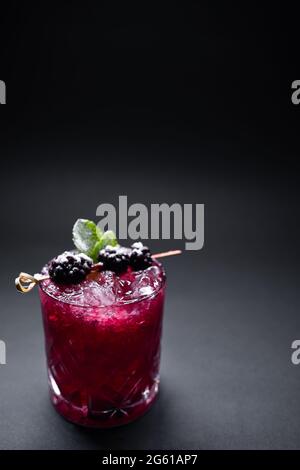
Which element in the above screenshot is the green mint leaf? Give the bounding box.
[72,220,118,262]
[96,224,103,240]
[72,219,101,260]
[100,230,118,249]
[90,231,118,261]
[90,240,103,262]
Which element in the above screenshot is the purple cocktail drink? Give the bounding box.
[39,263,165,428]
[15,219,180,427]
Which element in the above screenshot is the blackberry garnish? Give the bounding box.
[98,245,130,274]
[130,242,153,271]
[48,251,93,284]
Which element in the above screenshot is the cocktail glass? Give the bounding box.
[38,263,166,428]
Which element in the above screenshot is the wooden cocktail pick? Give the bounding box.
[15,249,182,293]
[152,250,182,259]
[15,272,49,293]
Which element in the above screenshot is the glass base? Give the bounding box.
[48,372,160,428]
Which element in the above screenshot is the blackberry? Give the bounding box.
[130,242,153,271]
[98,245,130,274]
[48,251,93,284]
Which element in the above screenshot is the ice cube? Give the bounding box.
[42,280,85,305]
[130,266,161,299]
[82,271,117,306]
[114,278,133,303]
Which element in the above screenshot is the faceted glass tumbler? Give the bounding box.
[38,269,166,428]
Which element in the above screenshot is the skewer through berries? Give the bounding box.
[15,248,182,293]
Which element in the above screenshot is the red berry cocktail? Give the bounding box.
[15,219,180,428]
[39,257,166,428]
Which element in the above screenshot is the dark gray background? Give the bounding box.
[1,2,300,450]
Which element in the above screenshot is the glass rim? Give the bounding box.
[39,261,166,309]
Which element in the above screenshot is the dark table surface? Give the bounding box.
[0,2,296,450]
[0,133,299,450]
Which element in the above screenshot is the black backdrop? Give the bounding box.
[1,2,300,450]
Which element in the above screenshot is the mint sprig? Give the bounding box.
[72,218,118,262]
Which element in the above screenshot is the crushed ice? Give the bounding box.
[42,265,162,307]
